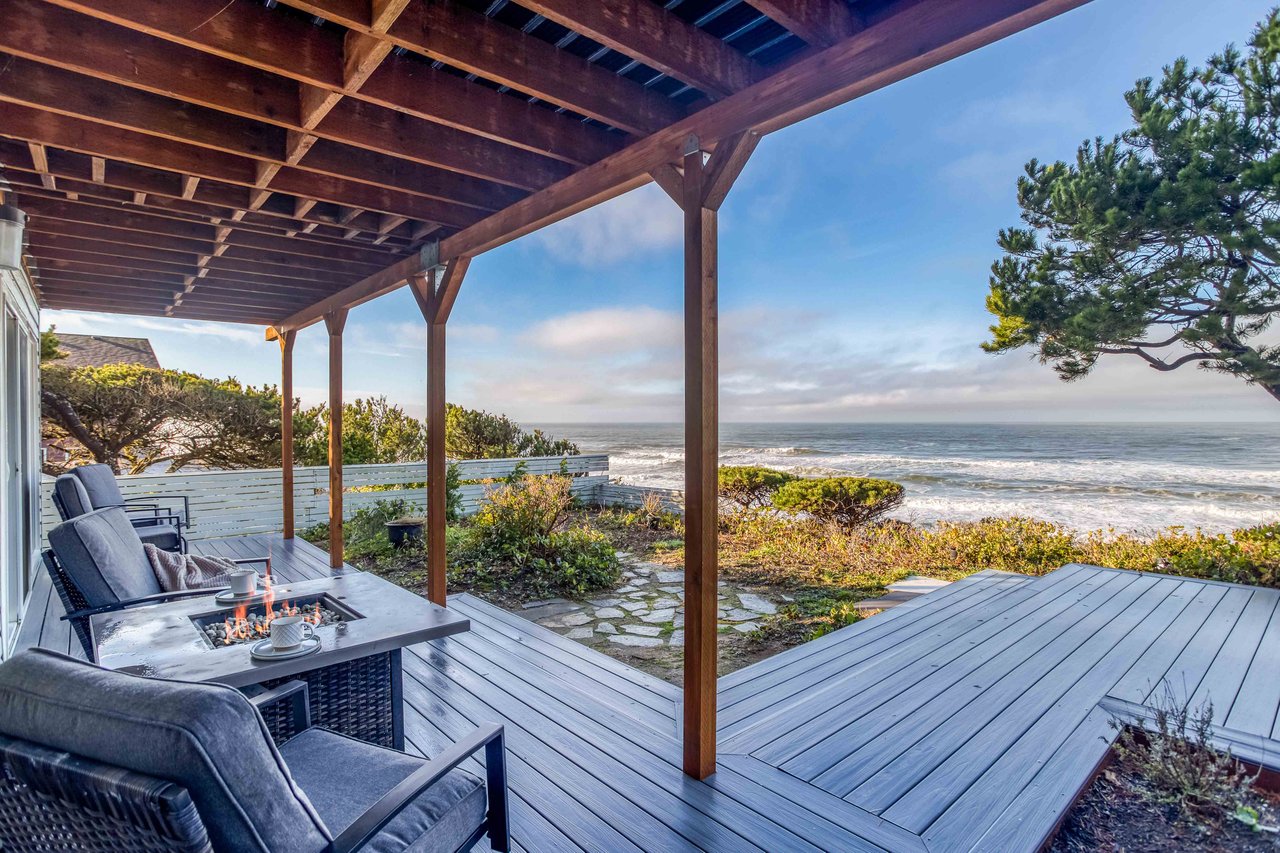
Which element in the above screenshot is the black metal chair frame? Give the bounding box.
[0,679,510,853]
[52,485,192,554]
[42,549,268,662]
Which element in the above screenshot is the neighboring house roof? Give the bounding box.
[55,334,161,369]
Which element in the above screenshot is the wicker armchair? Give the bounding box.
[0,649,509,853]
[53,463,189,553]
[44,507,263,661]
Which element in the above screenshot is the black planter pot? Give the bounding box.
[386,520,425,548]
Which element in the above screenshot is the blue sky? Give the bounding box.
[45,0,1280,423]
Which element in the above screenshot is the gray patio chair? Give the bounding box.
[44,506,266,662]
[0,648,510,853]
[53,462,189,553]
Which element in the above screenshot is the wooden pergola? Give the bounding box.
[1,0,1087,778]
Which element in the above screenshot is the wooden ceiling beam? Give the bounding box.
[749,0,863,48]
[277,0,1089,331]
[25,222,388,281]
[357,58,622,166]
[0,102,484,230]
[315,98,570,191]
[30,243,354,290]
[0,58,526,214]
[384,0,684,136]
[22,199,396,268]
[0,140,415,246]
[34,0,624,166]
[37,273,310,309]
[274,0,683,134]
[8,171,411,257]
[516,0,761,99]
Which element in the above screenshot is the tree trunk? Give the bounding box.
[41,389,116,472]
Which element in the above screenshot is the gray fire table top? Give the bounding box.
[92,572,469,687]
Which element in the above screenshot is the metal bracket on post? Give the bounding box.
[417,240,446,298]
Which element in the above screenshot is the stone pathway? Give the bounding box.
[519,552,783,649]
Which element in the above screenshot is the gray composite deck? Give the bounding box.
[16,535,1280,851]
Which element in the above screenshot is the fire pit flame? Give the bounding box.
[209,593,342,646]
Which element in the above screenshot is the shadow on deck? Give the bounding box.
[17,535,1280,852]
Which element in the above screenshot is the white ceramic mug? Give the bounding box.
[269,615,315,650]
[228,569,257,596]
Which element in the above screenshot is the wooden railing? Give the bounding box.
[40,455,613,542]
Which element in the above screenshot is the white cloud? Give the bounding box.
[522,306,680,355]
[444,301,1277,423]
[531,184,680,267]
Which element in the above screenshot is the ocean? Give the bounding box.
[534,422,1280,534]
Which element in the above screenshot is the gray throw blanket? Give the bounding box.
[144,544,239,592]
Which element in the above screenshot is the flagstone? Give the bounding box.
[593,607,625,619]
[737,594,776,615]
[724,608,759,622]
[623,625,662,637]
[639,608,675,624]
[608,634,662,647]
[542,611,592,628]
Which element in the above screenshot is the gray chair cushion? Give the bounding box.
[0,649,330,853]
[53,474,92,520]
[47,507,162,604]
[280,728,487,853]
[69,463,127,509]
[136,522,182,553]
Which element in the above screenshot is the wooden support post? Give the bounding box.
[278,327,298,539]
[409,258,470,607]
[671,131,759,780]
[425,295,448,606]
[324,309,348,568]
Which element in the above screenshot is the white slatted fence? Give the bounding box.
[41,455,615,542]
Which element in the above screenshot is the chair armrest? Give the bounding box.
[230,557,270,565]
[129,512,183,528]
[332,723,508,853]
[246,680,311,733]
[124,495,191,529]
[60,587,222,621]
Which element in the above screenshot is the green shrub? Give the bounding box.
[773,477,905,528]
[718,466,797,509]
[1111,686,1256,822]
[455,475,619,596]
[473,475,574,550]
[709,511,1280,592]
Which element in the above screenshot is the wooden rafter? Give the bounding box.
[33,0,627,163]
[749,0,863,47]
[516,0,762,99]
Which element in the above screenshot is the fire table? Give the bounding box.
[90,572,469,748]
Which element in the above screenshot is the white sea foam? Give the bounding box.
[576,422,1280,534]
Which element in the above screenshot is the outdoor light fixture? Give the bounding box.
[0,194,26,272]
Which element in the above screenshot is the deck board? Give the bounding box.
[15,537,1280,852]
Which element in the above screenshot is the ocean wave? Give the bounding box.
[612,448,1277,490]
